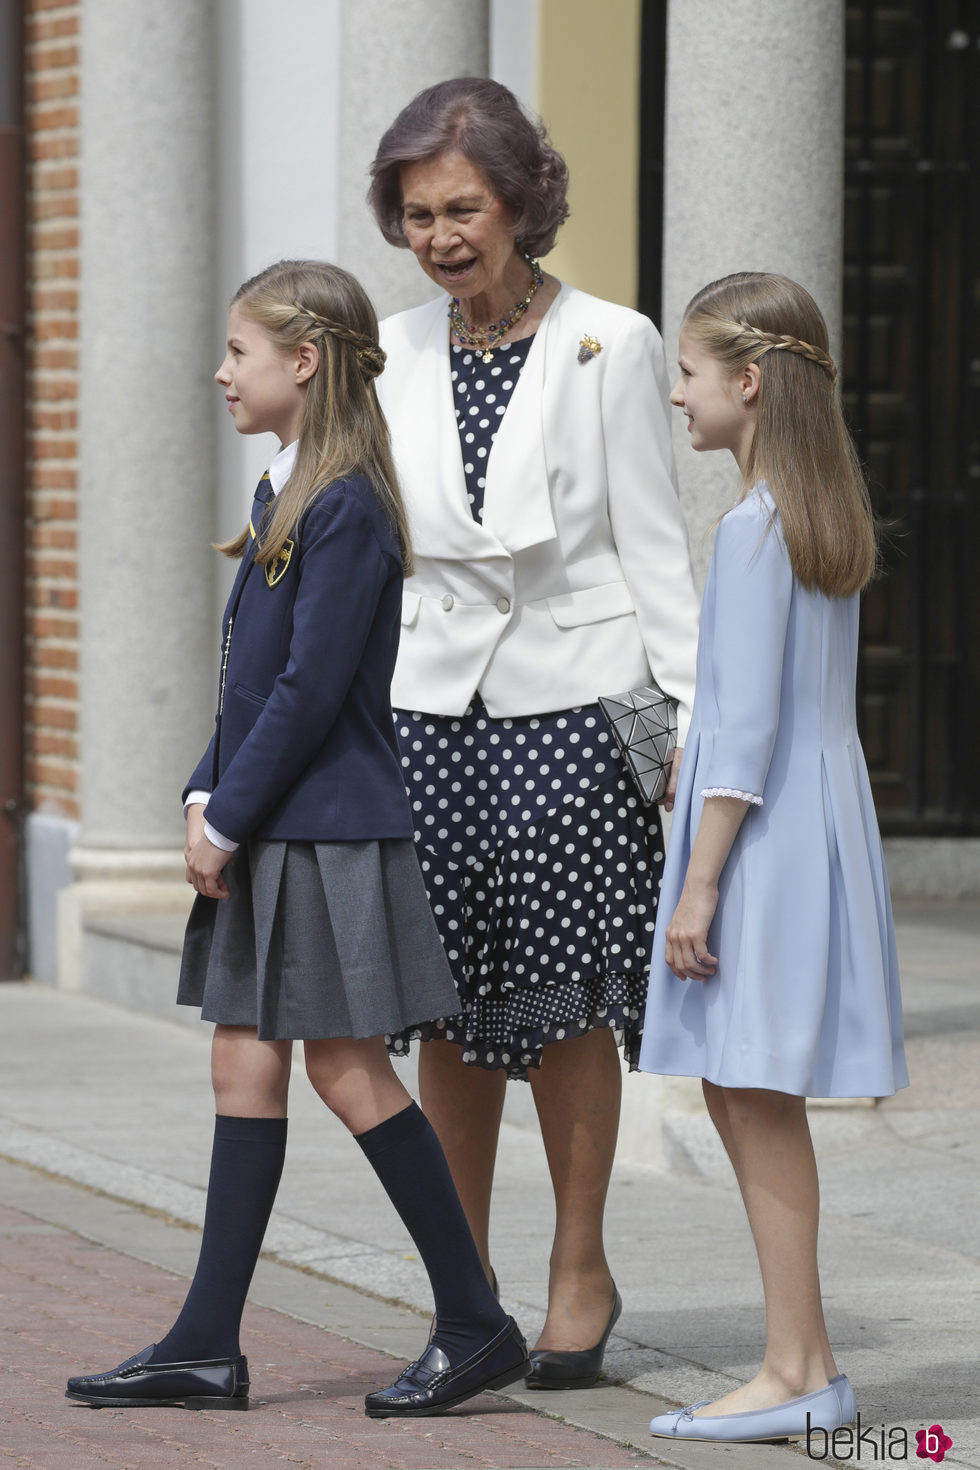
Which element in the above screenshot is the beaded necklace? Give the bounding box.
[448,256,543,363]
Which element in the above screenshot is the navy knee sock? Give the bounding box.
[151,1115,287,1364]
[355,1102,507,1365]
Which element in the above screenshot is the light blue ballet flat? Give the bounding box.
[649,1382,844,1443]
[830,1372,856,1424]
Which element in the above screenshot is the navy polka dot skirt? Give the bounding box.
[388,699,665,1079]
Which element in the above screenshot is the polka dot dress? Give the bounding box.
[450,338,532,521]
[389,330,665,1080]
[388,700,665,1079]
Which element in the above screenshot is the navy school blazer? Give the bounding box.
[183,474,414,844]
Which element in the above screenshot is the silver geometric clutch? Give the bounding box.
[598,682,678,805]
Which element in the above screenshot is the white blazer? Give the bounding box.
[378,281,700,740]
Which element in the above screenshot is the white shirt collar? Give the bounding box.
[268,439,298,496]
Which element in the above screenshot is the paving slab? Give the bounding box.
[0,900,977,1468]
[1,1162,813,1470]
[0,1180,654,1470]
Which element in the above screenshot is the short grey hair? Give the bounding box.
[369,77,570,258]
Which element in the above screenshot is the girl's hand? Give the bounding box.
[184,803,207,863]
[185,834,233,899]
[665,877,719,981]
[659,746,683,812]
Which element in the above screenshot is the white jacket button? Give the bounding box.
[496,597,511,614]
[441,594,454,611]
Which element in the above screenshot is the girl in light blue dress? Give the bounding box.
[640,273,907,1446]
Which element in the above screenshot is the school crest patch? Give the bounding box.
[265,539,294,587]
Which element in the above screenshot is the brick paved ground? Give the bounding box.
[0,1204,655,1470]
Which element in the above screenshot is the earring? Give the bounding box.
[742,393,749,404]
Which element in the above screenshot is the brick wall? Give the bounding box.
[23,0,81,821]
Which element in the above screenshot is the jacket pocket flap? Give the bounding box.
[232,682,267,707]
[547,582,635,628]
[401,591,421,627]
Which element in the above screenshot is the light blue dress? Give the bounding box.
[639,486,907,1098]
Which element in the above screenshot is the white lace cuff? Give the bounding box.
[701,787,763,806]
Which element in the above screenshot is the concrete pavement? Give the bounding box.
[0,901,977,1469]
[1,1175,654,1470]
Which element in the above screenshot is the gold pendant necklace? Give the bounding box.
[449,257,543,362]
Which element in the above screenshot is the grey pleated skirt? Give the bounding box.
[177,838,459,1042]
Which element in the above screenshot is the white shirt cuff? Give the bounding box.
[184,792,238,851]
[203,820,238,852]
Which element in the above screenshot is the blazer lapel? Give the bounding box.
[391,302,510,565]
[221,478,270,624]
[480,294,560,553]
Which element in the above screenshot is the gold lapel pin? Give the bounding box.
[577,334,602,364]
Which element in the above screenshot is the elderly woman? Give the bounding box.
[370,78,700,1389]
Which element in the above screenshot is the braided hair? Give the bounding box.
[216,260,411,574]
[289,303,388,382]
[681,272,876,597]
[714,320,837,386]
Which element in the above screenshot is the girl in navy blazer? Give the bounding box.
[66,260,527,1418]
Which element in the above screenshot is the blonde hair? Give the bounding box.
[217,260,413,575]
[682,272,877,597]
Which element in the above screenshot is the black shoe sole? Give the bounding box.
[364,1356,528,1418]
[65,1390,248,1411]
[524,1370,602,1391]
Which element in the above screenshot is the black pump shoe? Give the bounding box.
[65,1345,249,1410]
[525,1287,622,1390]
[365,1316,528,1417]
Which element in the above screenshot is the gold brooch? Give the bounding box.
[577,334,602,364]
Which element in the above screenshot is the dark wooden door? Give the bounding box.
[845,0,980,834]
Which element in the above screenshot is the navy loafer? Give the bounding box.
[65,1344,249,1410]
[364,1316,528,1418]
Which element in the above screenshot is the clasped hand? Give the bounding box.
[184,804,233,899]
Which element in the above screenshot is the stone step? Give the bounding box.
[80,906,196,1026]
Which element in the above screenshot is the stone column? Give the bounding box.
[661,0,844,581]
[337,0,490,319]
[61,1,216,985]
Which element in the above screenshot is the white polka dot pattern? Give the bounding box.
[451,341,532,521]
[387,699,665,1079]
